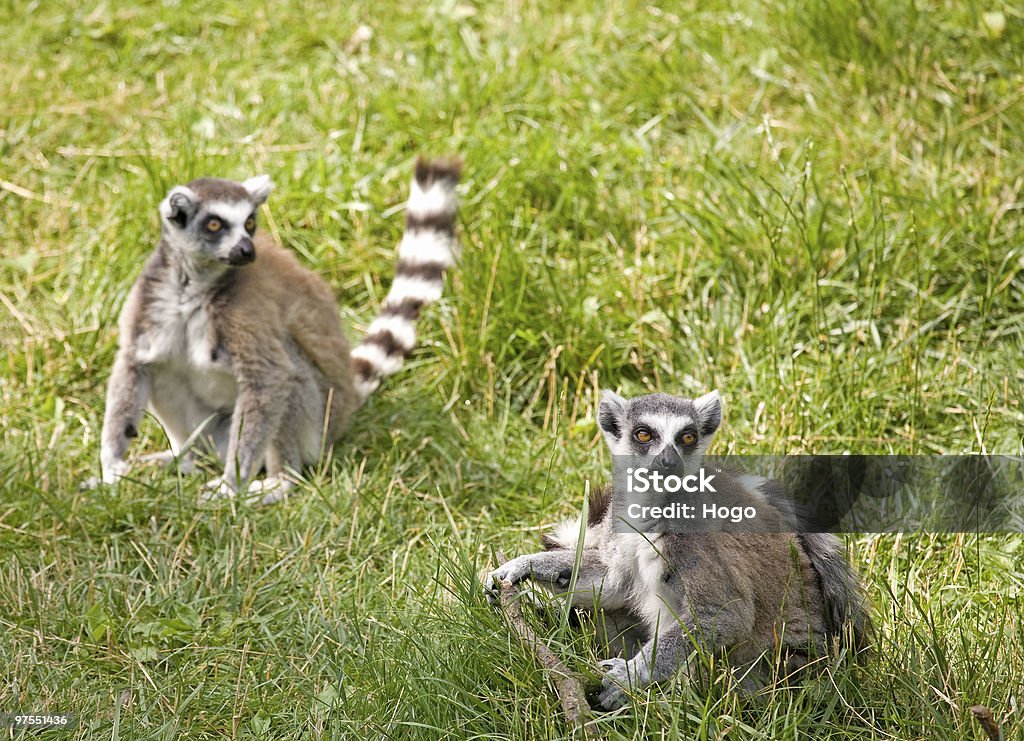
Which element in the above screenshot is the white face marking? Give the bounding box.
[637,413,697,451]
[159,198,256,263]
[605,436,633,456]
[204,200,253,225]
[202,200,254,260]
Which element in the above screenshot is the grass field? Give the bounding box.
[2,0,1023,738]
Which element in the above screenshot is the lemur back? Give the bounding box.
[99,159,461,502]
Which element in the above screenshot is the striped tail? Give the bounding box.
[350,157,462,399]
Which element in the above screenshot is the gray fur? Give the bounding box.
[486,389,870,709]
[796,531,871,647]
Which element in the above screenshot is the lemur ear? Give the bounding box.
[242,175,273,205]
[694,390,722,437]
[159,185,197,228]
[598,390,628,441]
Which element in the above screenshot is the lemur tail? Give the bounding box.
[350,157,462,400]
[797,532,873,653]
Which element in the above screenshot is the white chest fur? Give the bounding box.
[134,285,238,410]
[605,533,675,630]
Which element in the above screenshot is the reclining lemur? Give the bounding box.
[486,389,870,710]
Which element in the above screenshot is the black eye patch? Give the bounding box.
[201,215,226,237]
[677,429,699,447]
[633,427,654,444]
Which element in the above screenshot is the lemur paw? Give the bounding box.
[199,476,236,502]
[100,459,130,485]
[247,476,295,506]
[134,449,196,472]
[83,460,130,490]
[483,556,532,602]
[134,450,176,466]
[597,658,631,710]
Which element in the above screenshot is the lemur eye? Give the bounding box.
[206,219,222,233]
[244,217,256,233]
[633,427,653,444]
[680,431,698,446]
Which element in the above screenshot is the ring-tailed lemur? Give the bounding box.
[98,158,461,503]
[485,390,870,710]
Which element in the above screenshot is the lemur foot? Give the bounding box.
[103,459,130,484]
[248,476,295,506]
[597,657,631,710]
[199,476,236,502]
[134,450,176,466]
[83,460,131,490]
[136,450,198,475]
[87,451,201,490]
[199,475,295,504]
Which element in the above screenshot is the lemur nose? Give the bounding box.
[229,237,255,265]
[656,446,682,471]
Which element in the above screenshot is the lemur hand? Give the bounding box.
[483,555,536,603]
[597,657,631,710]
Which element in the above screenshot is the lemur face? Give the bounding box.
[598,390,722,470]
[158,175,273,267]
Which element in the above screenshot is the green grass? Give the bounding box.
[1,0,1023,738]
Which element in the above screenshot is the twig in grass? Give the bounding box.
[969,705,1003,741]
[494,551,594,738]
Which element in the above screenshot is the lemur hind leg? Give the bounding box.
[597,598,755,710]
[593,608,648,660]
[253,359,338,504]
